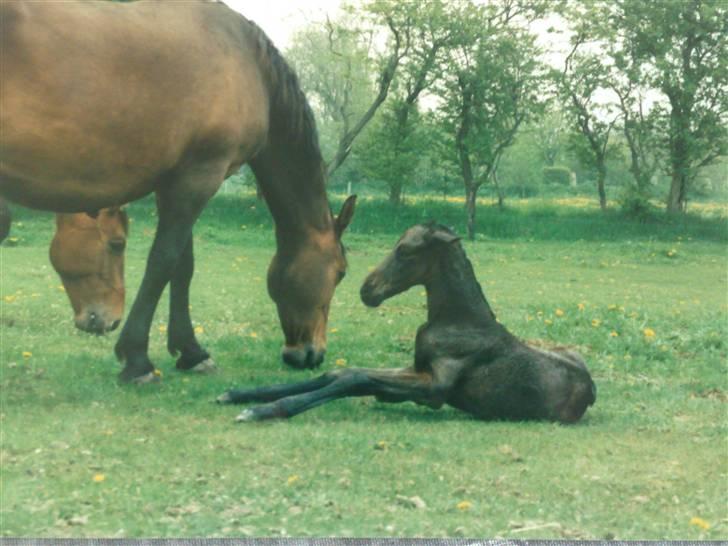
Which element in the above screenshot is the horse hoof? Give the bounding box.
[190,358,216,374]
[235,409,257,422]
[216,391,233,404]
[130,371,161,385]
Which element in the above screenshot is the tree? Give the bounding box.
[556,40,619,211]
[437,1,546,239]
[610,0,728,213]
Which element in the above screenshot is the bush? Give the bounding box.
[543,165,574,186]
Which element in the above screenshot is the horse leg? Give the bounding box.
[233,366,454,422]
[114,164,222,383]
[217,373,338,404]
[167,236,214,372]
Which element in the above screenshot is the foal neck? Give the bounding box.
[424,243,497,326]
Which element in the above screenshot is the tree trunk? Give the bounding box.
[465,186,478,241]
[667,172,687,213]
[596,162,607,211]
[388,182,403,205]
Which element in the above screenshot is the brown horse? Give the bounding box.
[51,208,128,333]
[0,198,128,333]
[219,224,596,423]
[0,1,355,382]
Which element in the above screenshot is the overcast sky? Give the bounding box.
[225,0,343,49]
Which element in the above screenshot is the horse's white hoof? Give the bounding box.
[131,371,160,385]
[235,409,256,422]
[191,358,216,374]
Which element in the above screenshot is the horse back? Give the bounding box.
[0,0,269,211]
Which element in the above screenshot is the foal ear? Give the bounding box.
[430,230,461,245]
[334,195,357,237]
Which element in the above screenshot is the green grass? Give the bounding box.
[1,193,726,539]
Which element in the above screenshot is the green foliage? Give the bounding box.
[543,166,573,186]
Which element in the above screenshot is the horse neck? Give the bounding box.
[424,244,497,326]
[251,146,332,245]
[247,22,333,242]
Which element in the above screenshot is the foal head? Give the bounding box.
[360,223,460,307]
[50,208,128,334]
[267,196,356,369]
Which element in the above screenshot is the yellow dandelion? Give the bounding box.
[194,326,204,334]
[249,332,258,338]
[287,474,300,486]
[58,285,66,292]
[608,304,618,311]
[158,325,167,333]
[577,303,586,311]
[22,351,32,358]
[555,308,564,317]
[456,501,472,511]
[689,517,710,530]
[610,331,619,338]
[153,369,163,377]
[335,358,347,367]
[3,295,16,303]
[329,328,339,334]
[544,319,553,326]
[375,440,389,451]
[591,319,601,327]
[93,473,106,483]
[643,327,656,338]
[526,315,533,322]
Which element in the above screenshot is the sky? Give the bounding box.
[225,0,344,49]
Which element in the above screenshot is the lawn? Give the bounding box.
[1,192,726,539]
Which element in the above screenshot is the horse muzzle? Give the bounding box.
[281,344,326,370]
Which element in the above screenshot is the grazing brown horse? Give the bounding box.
[219,224,596,423]
[0,198,128,333]
[51,208,128,334]
[0,1,355,382]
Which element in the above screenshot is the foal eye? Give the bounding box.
[109,239,126,254]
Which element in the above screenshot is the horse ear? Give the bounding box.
[335,195,357,237]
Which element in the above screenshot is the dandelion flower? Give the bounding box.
[158,325,167,333]
[577,303,586,311]
[93,473,106,483]
[194,326,204,334]
[3,295,16,303]
[610,331,619,338]
[287,475,300,486]
[335,358,347,367]
[249,332,258,338]
[329,328,338,334]
[555,308,564,317]
[643,327,655,338]
[544,319,553,326]
[456,501,472,511]
[591,319,601,327]
[689,517,710,530]
[153,369,163,378]
[22,351,32,358]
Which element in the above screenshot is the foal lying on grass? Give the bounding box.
[219,223,596,423]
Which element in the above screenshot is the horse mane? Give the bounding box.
[244,17,323,166]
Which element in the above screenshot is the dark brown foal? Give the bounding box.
[219,223,596,423]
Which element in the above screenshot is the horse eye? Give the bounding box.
[109,239,126,254]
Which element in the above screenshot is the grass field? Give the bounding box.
[1,192,726,539]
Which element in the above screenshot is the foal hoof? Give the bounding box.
[216,391,233,404]
[189,358,217,374]
[234,409,258,422]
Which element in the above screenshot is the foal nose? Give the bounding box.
[281,344,326,370]
[76,311,106,335]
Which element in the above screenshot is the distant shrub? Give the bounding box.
[543,166,574,186]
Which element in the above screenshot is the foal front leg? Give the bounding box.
[230,367,446,422]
